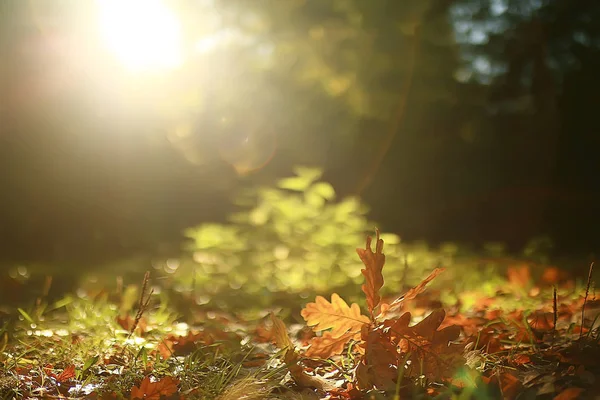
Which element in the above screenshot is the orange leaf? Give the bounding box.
[301,293,370,338]
[117,315,147,335]
[498,372,521,399]
[507,264,530,287]
[381,268,445,317]
[554,387,584,400]
[511,354,531,366]
[130,376,179,400]
[356,230,385,314]
[56,365,76,383]
[305,331,358,358]
[270,313,293,351]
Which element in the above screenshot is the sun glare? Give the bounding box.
[96,0,183,72]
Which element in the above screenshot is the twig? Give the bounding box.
[126,271,154,343]
[580,262,594,340]
[552,286,557,347]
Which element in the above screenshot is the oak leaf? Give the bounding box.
[269,315,336,391]
[383,309,463,381]
[305,331,359,358]
[356,230,385,315]
[355,327,401,390]
[301,293,370,338]
[130,376,179,400]
[379,267,445,318]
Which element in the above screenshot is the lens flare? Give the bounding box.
[96,0,183,72]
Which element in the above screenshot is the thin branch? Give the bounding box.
[580,262,594,340]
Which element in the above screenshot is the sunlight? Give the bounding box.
[95,0,183,72]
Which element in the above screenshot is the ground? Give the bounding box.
[0,236,598,400]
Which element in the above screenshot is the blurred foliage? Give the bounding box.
[180,167,414,305]
[172,167,558,310]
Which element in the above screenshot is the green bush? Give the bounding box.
[175,167,457,309]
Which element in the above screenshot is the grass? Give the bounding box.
[0,255,598,399]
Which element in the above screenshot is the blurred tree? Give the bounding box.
[448,0,600,250]
[1,0,599,269]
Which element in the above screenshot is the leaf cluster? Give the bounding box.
[274,230,465,392]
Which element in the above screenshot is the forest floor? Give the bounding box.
[0,235,599,399]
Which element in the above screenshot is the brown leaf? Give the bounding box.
[157,330,216,359]
[381,268,445,317]
[554,387,584,400]
[130,376,179,400]
[383,309,463,380]
[498,372,521,399]
[305,331,359,359]
[269,313,294,351]
[355,328,400,390]
[511,354,531,366]
[301,293,370,338]
[356,230,385,315]
[116,314,147,335]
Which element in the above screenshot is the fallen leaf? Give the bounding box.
[384,309,463,380]
[381,268,446,317]
[497,372,521,399]
[507,264,530,288]
[554,387,584,400]
[55,364,76,383]
[511,354,531,366]
[305,331,358,358]
[355,327,400,390]
[270,313,293,351]
[301,293,370,338]
[356,230,385,315]
[130,376,179,400]
[116,314,147,335]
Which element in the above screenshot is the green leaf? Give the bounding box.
[277,176,312,191]
[311,182,336,200]
[82,355,99,373]
[249,205,270,225]
[304,189,325,208]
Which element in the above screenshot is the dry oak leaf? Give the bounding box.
[270,313,294,351]
[305,330,359,358]
[301,293,370,338]
[380,267,445,318]
[355,327,401,390]
[356,230,385,314]
[383,309,463,380]
[130,376,180,400]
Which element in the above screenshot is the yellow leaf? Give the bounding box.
[269,313,293,351]
[301,293,370,338]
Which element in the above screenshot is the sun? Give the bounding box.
[95,0,183,72]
